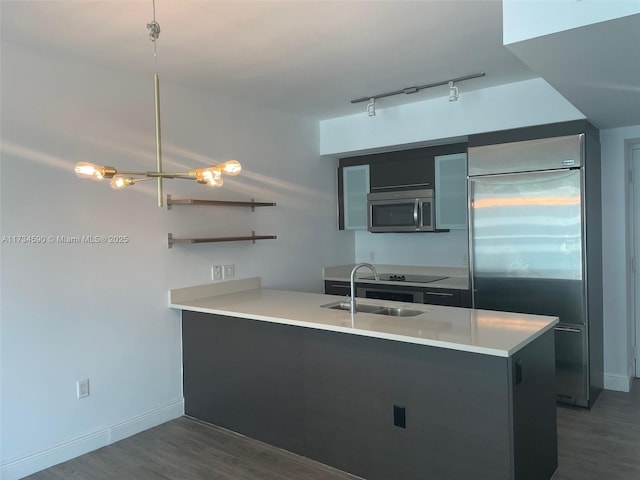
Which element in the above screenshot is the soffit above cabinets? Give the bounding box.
[506,13,640,130]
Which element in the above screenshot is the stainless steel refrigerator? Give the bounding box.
[468,132,603,408]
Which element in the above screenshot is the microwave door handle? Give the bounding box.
[414,198,420,229]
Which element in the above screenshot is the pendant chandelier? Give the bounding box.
[74,0,241,207]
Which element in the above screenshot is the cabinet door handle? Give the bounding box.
[329,284,350,289]
[554,326,581,333]
[425,291,454,297]
[515,359,523,385]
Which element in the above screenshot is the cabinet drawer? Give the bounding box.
[423,288,460,306]
[324,281,351,296]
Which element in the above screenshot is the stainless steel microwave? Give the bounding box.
[367,189,434,232]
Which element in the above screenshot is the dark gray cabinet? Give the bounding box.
[369,156,434,192]
[303,330,515,480]
[324,280,472,308]
[182,310,557,480]
[323,280,352,296]
[423,286,468,307]
[182,313,305,454]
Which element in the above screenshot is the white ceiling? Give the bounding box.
[1,1,638,127]
[1,0,537,120]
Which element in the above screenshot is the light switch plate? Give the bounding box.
[77,378,90,399]
[223,264,235,279]
[211,265,222,281]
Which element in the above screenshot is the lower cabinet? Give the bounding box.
[324,280,472,308]
[323,280,352,296]
[422,286,472,307]
[183,311,557,480]
[182,312,305,454]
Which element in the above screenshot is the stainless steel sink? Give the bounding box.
[321,301,425,317]
[371,306,424,317]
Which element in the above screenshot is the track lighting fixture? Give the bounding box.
[73,0,241,207]
[448,81,459,102]
[351,72,484,113]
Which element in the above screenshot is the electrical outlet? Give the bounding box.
[211,265,222,281]
[393,405,406,428]
[77,378,90,399]
[223,264,235,279]
[368,251,375,262]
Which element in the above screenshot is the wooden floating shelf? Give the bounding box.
[167,194,276,211]
[168,232,277,248]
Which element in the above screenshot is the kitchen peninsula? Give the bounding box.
[171,278,558,480]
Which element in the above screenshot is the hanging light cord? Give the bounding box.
[147,0,163,206]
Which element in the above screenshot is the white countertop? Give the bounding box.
[170,278,557,358]
[323,264,470,290]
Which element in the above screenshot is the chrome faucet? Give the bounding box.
[349,263,379,314]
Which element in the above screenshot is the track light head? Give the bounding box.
[367,98,376,116]
[448,81,459,102]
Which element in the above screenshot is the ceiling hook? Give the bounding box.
[147,21,160,42]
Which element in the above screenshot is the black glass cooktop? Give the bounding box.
[360,274,447,283]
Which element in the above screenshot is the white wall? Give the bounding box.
[503,0,640,45]
[319,77,585,156]
[355,230,468,267]
[600,124,640,391]
[0,42,353,479]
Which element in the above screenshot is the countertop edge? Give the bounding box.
[171,298,558,358]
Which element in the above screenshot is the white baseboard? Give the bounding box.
[604,373,632,392]
[0,398,184,480]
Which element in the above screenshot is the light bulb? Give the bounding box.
[75,162,105,180]
[198,166,222,185]
[203,174,223,187]
[110,177,134,190]
[221,160,241,176]
[74,162,116,180]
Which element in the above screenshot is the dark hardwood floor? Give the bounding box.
[23,417,360,480]
[552,379,640,480]
[26,380,639,480]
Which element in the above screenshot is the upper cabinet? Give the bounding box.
[370,157,433,192]
[435,153,468,230]
[342,164,370,230]
[337,143,467,231]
